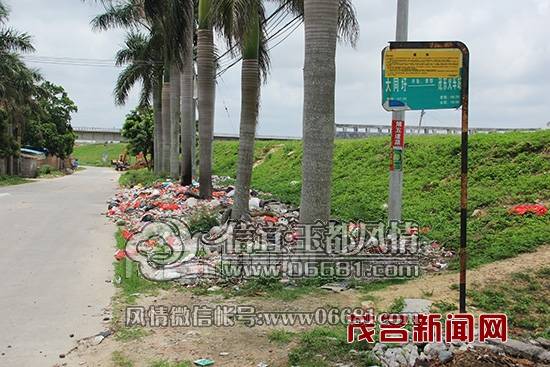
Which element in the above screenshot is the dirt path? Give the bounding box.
[370,245,550,310]
[65,245,550,367]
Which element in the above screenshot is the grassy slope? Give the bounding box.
[73,143,128,167]
[213,131,550,268]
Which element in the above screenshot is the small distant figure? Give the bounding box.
[71,158,79,170]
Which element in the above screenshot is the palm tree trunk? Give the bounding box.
[197,27,215,199]
[231,60,260,220]
[161,78,171,174]
[153,78,163,174]
[299,0,339,223]
[180,60,194,185]
[232,11,260,220]
[170,63,181,178]
[180,3,194,186]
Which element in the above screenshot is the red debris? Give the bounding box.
[156,202,180,211]
[510,204,548,216]
[263,216,279,224]
[407,227,419,235]
[114,249,126,261]
[121,229,133,240]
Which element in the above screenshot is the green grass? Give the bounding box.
[432,300,457,314]
[112,351,134,367]
[37,164,65,178]
[119,168,164,187]
[469,267,550,337]
[0,175,29,186]
[114,326,150,342]
[287,326,378,367]
[268,329,296,344]
[149,360,192,367]
[212,131,550,268]
[73,143,128,167]
[388,296,405,313]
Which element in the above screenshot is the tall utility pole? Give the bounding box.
[388,0,409,222]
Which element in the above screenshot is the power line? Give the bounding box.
[214,0,293,63]
[216,14,302,77]
[22,55,164,68]
[267,17,302,51]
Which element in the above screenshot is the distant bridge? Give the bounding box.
[73,124,540,144]
[73,126,300,143]
[73,126,125,143]
[335,124,540,138]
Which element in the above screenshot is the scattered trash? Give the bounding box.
[401,298,432,314]
[194,358,215,366]
[510,204,548,216]
[219,352,229,356]
[257,362,269,367]
[320,282,349,292]
[105,175,455,284]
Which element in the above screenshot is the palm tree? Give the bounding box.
[0,1,33,53]
[299,0,358,223]
[218,0,357,219]
[112,31,163,169]
[180,4,195,185]
[0,0,38,175]
[89,0,194,175]
[210,0,269,219]
[91,0,167,173]
[197,0,216,198]
[169,62,181,177]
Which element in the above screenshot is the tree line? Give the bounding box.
[94,0,359,223]
[0,1,77,173]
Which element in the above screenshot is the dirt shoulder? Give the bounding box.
[64,245,550,367]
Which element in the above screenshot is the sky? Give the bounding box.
[6,0,550,137]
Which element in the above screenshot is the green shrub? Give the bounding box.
[187,208,220,235]
[38,164,53,175]
[119,168,162,187]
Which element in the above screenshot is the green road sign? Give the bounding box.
[382,47,464,111]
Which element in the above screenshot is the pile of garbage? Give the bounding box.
[106,176,235,231]
[105,176,455,282]
[368,336,550,366]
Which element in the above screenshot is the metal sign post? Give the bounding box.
[382,41,470,313]
[388,0,409,222]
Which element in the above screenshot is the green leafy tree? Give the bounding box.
[0,0,38,168]
[121,107,154,168]
[23,81,78,159]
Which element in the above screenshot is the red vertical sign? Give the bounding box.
[390,120,405,171]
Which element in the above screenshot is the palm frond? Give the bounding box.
[0,1,8,24]
[337,0,359,47]
[269,0,359,47]
[258,21,271,82]
[91,2,144,31]
[114,63,145,105]
[0,29,34,53]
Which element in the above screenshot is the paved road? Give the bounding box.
[0,167,119,366]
